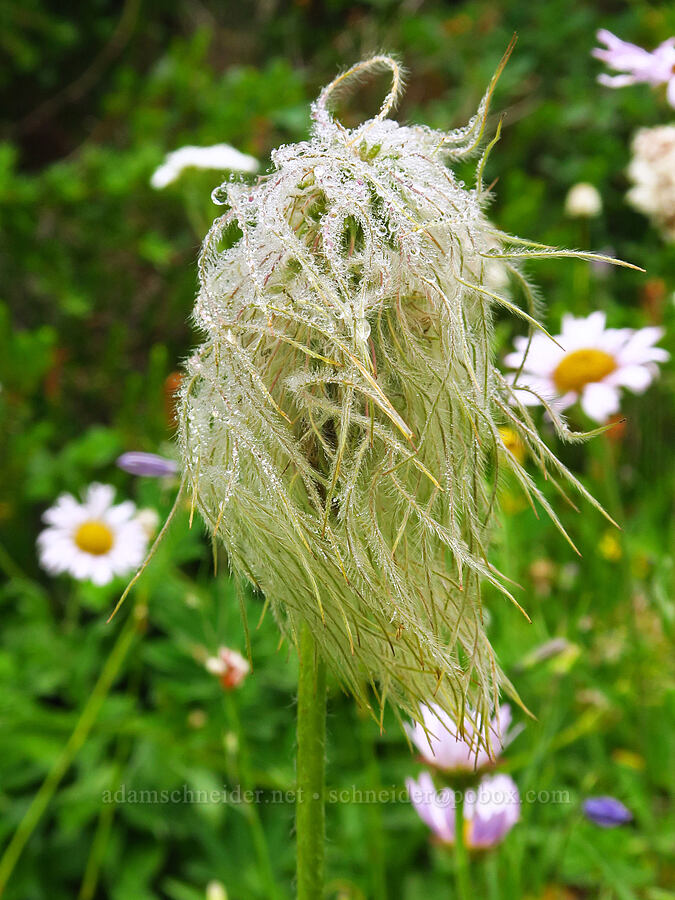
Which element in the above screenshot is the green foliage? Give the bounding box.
[0,1,674,898]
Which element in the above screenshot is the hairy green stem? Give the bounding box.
[296,623,327,900]
[0,602,142,895]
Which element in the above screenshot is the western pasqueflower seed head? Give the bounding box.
[178,54,615,746]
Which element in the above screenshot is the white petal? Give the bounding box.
[105,501,137,526]
[42,495,84,528]
[505,333,562,375]
[506,373,559,403]
[38,535,74,563]
[84,484,115,517]
[39,542,73,574]
[108,521,148,567]
[206,657,227,675]
[606,364,653,393]
[598,73,641,88]
[89,560,114,586]
[72,550,102,580]
[596,327,632,355]
[580,382,620,423]
[616,327,668,365]
[559,312,606,350]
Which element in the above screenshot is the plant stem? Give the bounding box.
[296,623,327,900]
[360,714,387,900]
[454,789,471,900]
[78,756,123,900]
[224,692,280,899]
[78,638,145,900]
[0,602,142,895]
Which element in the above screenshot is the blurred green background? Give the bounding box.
[1,1,674,898]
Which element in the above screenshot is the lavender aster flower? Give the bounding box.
[406,771,455,843]
[407,702,517,771]
[117,452,178,478]
[593,29,675,106]
[407,772,520,848]
[583,796,633,828]
[466,774,521,848]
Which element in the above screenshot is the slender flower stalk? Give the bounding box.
[222,693,279,899]
[454,789,471,900]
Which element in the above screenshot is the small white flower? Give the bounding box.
[565,183,602,218]
[205,646,250,689]
[150,143,259,189]
[37,484,148,586]
[504,312,669,423]
[626,125,675,241]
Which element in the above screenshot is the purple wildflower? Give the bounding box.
[116,452,178,478]
[583,796,633,828]
[407,772,520,848]
[407,703,519,772]
[593,29,675,106]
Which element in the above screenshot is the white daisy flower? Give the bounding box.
[504,312,669,423]
[37,484,148,586]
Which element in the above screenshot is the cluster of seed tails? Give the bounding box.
[179,54,611,749]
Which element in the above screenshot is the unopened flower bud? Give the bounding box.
[565,182,602,218]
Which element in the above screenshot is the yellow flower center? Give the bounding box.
[498,426,526,464]
[553,348,616,394]
[74,520,114,556]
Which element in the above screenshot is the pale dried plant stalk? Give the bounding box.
[178,54,616,749]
